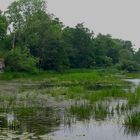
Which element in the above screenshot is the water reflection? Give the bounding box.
[124,125,140,136]
[48,122,140,140]
[0,107,62,139]
[17,108,61,135]
[0,102,140,139]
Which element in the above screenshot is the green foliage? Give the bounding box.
[134,49,140,64]
[0,0,139,72]
[70,104,93,120]
[62,23,95,68]
[119,49,134,61]
[117,60,139,72]
[16,11,68,71]
[5,0,46,30]
[125,112,140,127]
[4,47,38,73]
[93,34,119,65]
[0,11,8,40]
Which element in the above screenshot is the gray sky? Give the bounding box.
[0,0,140,50]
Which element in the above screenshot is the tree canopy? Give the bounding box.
[0,0,139,72]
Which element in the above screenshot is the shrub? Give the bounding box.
[4,47,38,73]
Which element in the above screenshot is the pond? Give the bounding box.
[0,78,140,140]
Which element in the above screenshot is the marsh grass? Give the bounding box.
[14,107,37,116]
[94,103,108,120]
[0,69,127,104]
[0,69,123,82]
[124,87,140,132]
[125,112,140,127]
[70,104,93,120]
[84,87,127,103]
[69,102,109,121]
[0,69,140,135]
[127,86,140,108]
[125,73,140,79]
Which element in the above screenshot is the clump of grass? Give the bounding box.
[94,103,108,120]
[70,104,93,120]
[85,87,127,103]
[125,112,140,127]
[70,102,109,121]
[127,86,140,107]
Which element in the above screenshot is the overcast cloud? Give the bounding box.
[0,0,140,50]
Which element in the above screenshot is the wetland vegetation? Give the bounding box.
[0,69,139,139]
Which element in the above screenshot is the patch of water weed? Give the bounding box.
[94,103,109,121]
[85,87,127,103]
[69,101,109,121]
[60,85,127,102]
[14,107,37,117]
[70,104,93,120]
[66,86,86,99]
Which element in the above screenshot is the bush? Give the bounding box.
[4,47,38,73]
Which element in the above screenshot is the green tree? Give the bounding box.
[5,0,69,71]
[5,0,46,30]
[2,0,138,72]
[16,11,69,71]
[93,34,121,66]
[119,49,134,62]
[134,49,140,64]
[62,23,95,68]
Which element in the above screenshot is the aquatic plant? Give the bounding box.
[70,104,93,120]
[125,112,140,127]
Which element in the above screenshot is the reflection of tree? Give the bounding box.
[124,125,140,136]
[16,107,61,135]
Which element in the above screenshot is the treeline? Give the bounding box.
[0,0,140,73]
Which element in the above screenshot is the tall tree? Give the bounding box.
[62,23,95,68]
[5,0,46,31]
[15,11,69,71]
